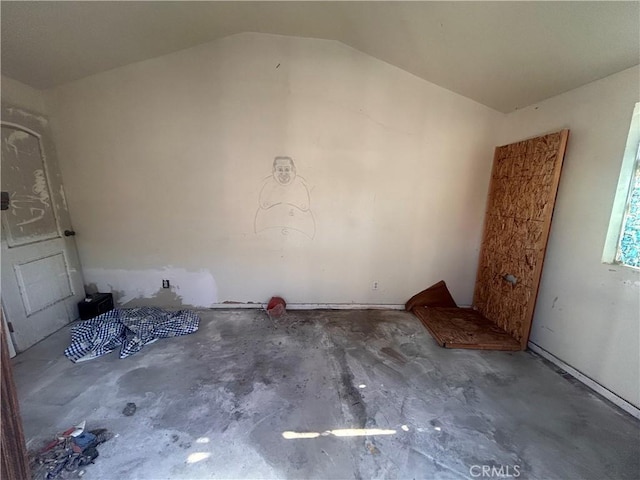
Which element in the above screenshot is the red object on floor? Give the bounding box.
[267,297,286,318]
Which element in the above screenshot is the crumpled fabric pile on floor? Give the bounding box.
[64,307,200,362]
[30,423,113,480]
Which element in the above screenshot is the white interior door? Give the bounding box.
[1,104,85,352]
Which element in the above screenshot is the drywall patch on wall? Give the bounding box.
[83,267,218,307]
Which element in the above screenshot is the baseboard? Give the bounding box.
[528,341,640,419]
[208,303,265,309]
[208,303,406,310]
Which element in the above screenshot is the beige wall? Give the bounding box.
[45,33,501,307]
[498,66,640,408]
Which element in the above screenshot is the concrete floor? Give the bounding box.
[12,309,640,479]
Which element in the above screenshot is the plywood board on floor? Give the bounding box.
[413,306,521,351]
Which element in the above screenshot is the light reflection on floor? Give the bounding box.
[186,452,211,463]
[282,428,397,439]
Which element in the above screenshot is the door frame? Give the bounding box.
[1,309,31,479]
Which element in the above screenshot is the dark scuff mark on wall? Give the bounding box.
[121,288,187,309]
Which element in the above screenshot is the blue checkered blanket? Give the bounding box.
[64,307,200,362]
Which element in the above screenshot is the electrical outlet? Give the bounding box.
[372,281,379,290]
[162,279,170,288]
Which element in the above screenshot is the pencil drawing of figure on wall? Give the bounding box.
[254,156,315,238]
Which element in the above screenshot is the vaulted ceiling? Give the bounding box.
[2,1,638,112]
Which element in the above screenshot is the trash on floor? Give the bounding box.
[30,421,113,480]
[122,402,137,417]
[64,307,200,362]
[266,296,287,318]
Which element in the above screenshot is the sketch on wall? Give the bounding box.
[254,156,315,238]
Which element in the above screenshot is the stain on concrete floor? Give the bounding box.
[12,309,640,479]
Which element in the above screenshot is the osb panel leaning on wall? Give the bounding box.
[474,130,570,349]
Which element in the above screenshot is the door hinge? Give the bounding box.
[7,322,14,333]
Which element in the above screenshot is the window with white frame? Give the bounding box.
[603,102,640,269]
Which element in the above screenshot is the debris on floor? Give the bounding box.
[30,421,113,480]
[64,307,200,362]
[365,442,380,455]
[122,402,137,416]
[266,296,287,319]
